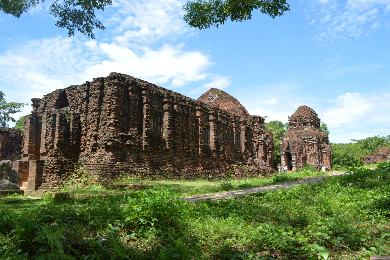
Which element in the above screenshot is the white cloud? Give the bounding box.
[0,0,229,104]
[322,63,383,79]
[106,0,190,45]
[323,92,390,128]
[248,107,291,123]
[200,75,231,89]
[264,98,279,105]
[85,43,211,87]
[307,0,390,41]
[0,37,214,105]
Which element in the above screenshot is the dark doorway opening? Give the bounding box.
[287,152,293,170]
[56,91,69,109]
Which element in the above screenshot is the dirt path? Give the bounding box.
[182,171,348,202]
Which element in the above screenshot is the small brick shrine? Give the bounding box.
[364,146,390,165]
[280,105,332,171]
[14,72,274,191]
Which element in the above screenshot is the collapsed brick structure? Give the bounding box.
[0,127,23,161]
[14,72,274,191]
[364,146,390,165]
[280,105,332,171]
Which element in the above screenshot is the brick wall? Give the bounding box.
[16,72,274,191]
[0,127,23,161]
[280,106,332,171]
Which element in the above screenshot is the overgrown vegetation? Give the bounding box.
[332,135,390,169]
[265,120,289,167]
[1,163,389,259]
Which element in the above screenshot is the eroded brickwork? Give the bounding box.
[364,146,390,165]
[280,106,332,171]
[0,127,23,161]
[17,72,274,191]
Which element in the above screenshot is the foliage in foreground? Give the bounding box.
[1,162,389,259]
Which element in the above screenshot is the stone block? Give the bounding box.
[0,160,20,186]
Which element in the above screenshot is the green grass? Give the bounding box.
[113,167,335,197]
[1,163,389,259]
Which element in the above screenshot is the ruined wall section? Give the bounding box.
[0,127,23,161]
[364,146,390,165]
[18,72,274,190]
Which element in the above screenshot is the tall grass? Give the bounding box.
[0,162,389,259]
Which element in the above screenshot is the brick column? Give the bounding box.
[23,114,41,160]
[163,95,172,149]
[13,160,29,186]
[141,87,149,150]
[28,160,45,191]
[240,123,246,154]
[208,110,216,151]
[195,107,202,155]
[182,101,189,152]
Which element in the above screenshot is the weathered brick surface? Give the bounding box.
[16,72,274,190]
[280,106,332,171]
[0,127,23,161]
[364,146,390,165]
[12,160,28,186]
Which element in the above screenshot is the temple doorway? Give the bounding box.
[287,152,293,170]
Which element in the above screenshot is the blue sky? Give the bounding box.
[0,0,389,143]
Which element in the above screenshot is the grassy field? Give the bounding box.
[0,163,389,259]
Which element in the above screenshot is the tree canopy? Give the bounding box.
[0,0,112,39]
[265,120,289,167]
[320,122,329,136]
[352,135,390,157]
[15,116,25,130]
[1,0,290,38]
[183,0,290,29]
[0,91,25,127]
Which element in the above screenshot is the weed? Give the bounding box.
[1,162,389,259]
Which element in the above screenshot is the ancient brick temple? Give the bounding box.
[14,72,274,191]
[364,146,390,165]
[280,106,332,171]
[0,127,23,161]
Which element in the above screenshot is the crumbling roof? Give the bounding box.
[197,88,249,117]
[373,146,390,155]
[291,105,318,118]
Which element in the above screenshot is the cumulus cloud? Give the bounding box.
[106,0,190,45]
[0,0,231,106]
[0,37,214,105]
[323,92,390,128]
[85,43,211,87]
[200,75,231,89]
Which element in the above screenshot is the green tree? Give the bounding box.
[320,122,329,135]
[265,120,289,167]
[0,0,112,39]
[15,116,25,130]
[351,135,390,157]
[0,91,26,127]
[183,0,290,29]
[331,143,364,168]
